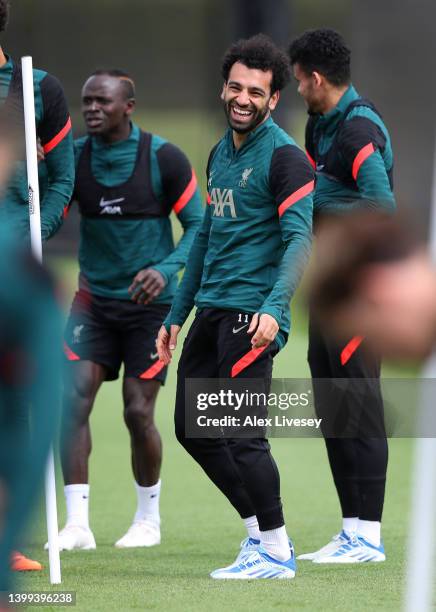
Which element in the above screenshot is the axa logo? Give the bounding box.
[210,187,237,218]
[99,196,125,215]
[239,167,253,188]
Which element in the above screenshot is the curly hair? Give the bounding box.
[0,0,10,33]
[288,28,351,86]
[221,33,291,94]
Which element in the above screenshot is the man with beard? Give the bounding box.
[157,34,314,579]
[57,70,202,551]
[289,28,395,564]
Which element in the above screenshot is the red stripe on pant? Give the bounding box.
[340,336,364,366]
[63,341,80,361]
[231,346,267,378]
[140,359,165,379]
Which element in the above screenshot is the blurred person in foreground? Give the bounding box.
[157,34,314,579]
[0,0,74,572]
[310,212,436,362]
[0,111,62,603]
[289,28,395,563]
[57,70,202,551]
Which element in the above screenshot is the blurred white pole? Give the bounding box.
[22,56,61,585]
[404,133,436,611]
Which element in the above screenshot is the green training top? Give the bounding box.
[72,123,203,302]
[165,116,315,349]
[0,55,74,241]
[305,85,395,215]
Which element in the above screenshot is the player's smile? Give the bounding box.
[229,102,255,123]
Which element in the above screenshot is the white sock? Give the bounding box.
[357,520,381,546]
[64,484,90,529]
[243,516,260,541]
[342,517,359,535]
[260,525,290,562]
[134,480,161,526]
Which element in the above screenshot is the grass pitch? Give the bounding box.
[16,258,413,611]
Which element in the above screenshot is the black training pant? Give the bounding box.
[308,316,388,522]
[175,308,284,531]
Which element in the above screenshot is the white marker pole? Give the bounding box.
[404,133,436,611]
[21,56,61,585]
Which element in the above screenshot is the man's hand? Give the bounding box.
[156,324,181,365]
[129,268,166,305]
[248,313,279,348]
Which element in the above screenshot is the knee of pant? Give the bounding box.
[123,400,154,433]
[174,419,200,456]
[174,417,186,447]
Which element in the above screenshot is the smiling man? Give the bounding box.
[157,34,314,579]
[56,69,202,552]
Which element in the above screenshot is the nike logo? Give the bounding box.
[99,197,125,207]
[316,163,325,171]
[232,324,249,334]
[150,352,159,360]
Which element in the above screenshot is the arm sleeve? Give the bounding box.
[163,203,211,329]
[339,117,395,212]
[152,143,203,283]
[259,145,314,325]
[38,74,75,240]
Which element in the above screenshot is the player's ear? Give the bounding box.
[125,98,136,117]
[269,90,280,111]
[220,83,226,100]
[312,71,323,88]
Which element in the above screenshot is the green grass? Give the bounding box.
[16,258,414,611]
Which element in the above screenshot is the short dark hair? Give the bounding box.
[221,33,291,94]
[90,69,136,100]
[0,0,10,33]
[289,28,351,86]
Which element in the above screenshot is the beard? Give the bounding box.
[224,99,270,134]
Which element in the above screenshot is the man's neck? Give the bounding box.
[0,48,7,68]
[98,121,132,145]
[320,85,349,115]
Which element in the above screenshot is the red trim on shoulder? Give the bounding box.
[278,180,315,218]
[206,192,211,205]
[306,149,316,170]
[352,143,375,181]
[173,169,198,214]
[340,336,364,366]
[43,117,72,154]
[231,345,267,378]
[63,341,80,361]
[140,359,166,380]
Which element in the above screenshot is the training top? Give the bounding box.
[0,55,74,240]
[305,85,395,217]
[72,123,203,302]
[165,116,314,349]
